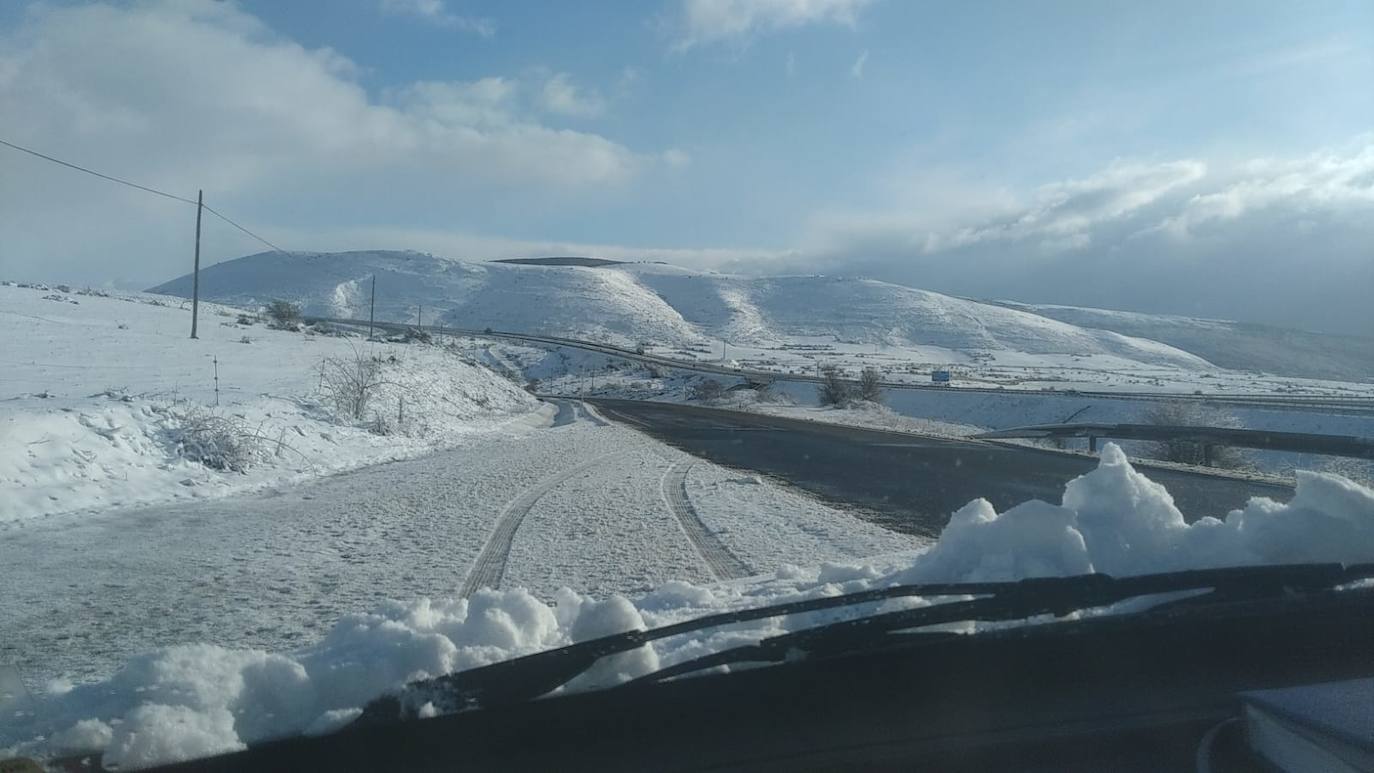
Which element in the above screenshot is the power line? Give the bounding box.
[0,136,286,254]
[0,137,198,205]
[201,204,285,254]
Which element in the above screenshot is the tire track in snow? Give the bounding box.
[659,459,752,580]
[459,451,625,598]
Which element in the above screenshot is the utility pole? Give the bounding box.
[368,274,376,340]
[190,189,203,339]
[417,305,422,332]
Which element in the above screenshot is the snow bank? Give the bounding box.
[0,284,540,522]
[7,444,1373,767]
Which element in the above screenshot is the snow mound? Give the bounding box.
[9,445,1373,767]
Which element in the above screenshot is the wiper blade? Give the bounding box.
[355,562,1374,724]
[639,562,1374,688]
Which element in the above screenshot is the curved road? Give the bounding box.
[590,399,1293,537]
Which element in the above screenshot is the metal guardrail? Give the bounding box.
[306,316,1374,415]
[974,423,1374,461]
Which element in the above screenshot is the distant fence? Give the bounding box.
[974,423,1374,462]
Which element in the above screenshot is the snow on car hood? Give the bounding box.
[5,443,1374,768]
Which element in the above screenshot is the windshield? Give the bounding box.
[2,1,1373,769]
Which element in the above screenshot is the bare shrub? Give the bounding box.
[858,367,885,404]
[752,381,782,403]
[689,378,725,401]
[1140,400,1247,468]
[387,327,432,344]
[817,365,855,407]
[319,346,386,421]
[265,300,302,330]
[170,407,261,472]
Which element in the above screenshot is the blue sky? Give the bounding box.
[1,0,1372,332]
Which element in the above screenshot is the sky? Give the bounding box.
[0,0,1371,334]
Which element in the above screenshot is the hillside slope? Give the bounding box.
[991,301,1374,381]
[149,251,1209,370]
[617,263,1206,366]
[149,251,700,345]
[0,281,540,521]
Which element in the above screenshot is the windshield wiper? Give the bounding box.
[355,562,1374,725]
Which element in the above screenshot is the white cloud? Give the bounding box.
[674,0,874,49]
[850,49,868,78]
[0,0,659,283]
[662,148,692,168]
[1149,143,1374,238]
[379,0,495,36]
[538,72,606,118]
[797,143,1374,333]
[820,159,1204,255]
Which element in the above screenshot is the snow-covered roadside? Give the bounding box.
[6,443,1372,768]
[456,334,1374,480]
[0,284,541,523]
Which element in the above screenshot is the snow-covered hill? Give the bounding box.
[149,251,1211,371]
[989,300,1374,382]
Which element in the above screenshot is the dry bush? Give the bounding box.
[171,407,262,472]
[689,378,726,401]
[265,300,302,330]
[319,346,387,421]
[1140,400,1247,468]
[817,365,855,407]
[858,367,885,404]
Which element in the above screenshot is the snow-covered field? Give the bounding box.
[5,443,1373,768]
[0,283,540,522]
[145,250,1374,392]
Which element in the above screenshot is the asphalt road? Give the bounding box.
[589,399,1293,537]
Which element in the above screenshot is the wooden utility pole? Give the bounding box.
[190,189,203,339]
[368,274,376,339]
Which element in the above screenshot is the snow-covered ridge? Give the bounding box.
[6,444,1373,768]
[0,284,541,522]
[147,251,1211,370]
[991,299,1374,381]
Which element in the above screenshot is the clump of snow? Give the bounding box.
[7,444,1373,768]
[106,705,243,769]
[903,444,1374,583]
